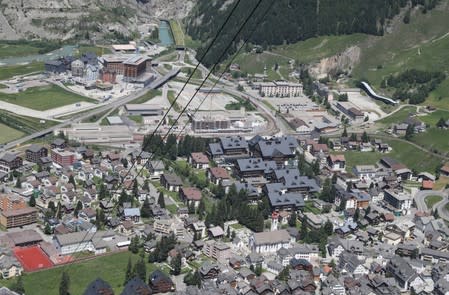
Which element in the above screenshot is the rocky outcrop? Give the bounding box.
[0,0,195,40]
[309,46,361,79]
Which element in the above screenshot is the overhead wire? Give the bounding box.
[62,0,267,266]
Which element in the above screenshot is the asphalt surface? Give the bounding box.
[414,189,447,212]
[0,70,179,152]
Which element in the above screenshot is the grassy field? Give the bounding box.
[0,43,43,58]
[0,62,44,81]
[0,123,25,144]
[0,85,95,111]
[0,110,58,135]
[169,20,185,48]
[435,176,449,190]
[1,252,160,295]
[341,139,441,173]
[167,90,181,112]
[76,45,112,56]
[130,89,162,104]
[411,128,449,156]
[181,67,202,80]
[419,110,449,126]
[376,106,418,125]
[425,195,443,208]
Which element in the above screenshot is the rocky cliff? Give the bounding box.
[0,0,195,40]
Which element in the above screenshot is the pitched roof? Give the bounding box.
[208,167,230,179]
[83,278,113,295]
[329,154,345,162]
[253,230,290,246]
[121,277,152,295]
[181,187,202,201]
[190,152,209,164]
[27,144,46,153]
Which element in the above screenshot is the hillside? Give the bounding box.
[186,0,441,67]
[206,0,449,109]
[0,0,195,41]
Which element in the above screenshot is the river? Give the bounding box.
[159,20,174,46]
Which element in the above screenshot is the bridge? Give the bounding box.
[360,81,398,105]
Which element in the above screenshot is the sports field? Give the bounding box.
[7,251,160,295]
[14,246,53,272]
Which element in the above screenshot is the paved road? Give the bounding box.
[0,71,179,152]
[414,190,447,212]
[435,196,449,221]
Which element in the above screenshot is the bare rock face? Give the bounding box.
[309,46,361,79]
[0,0,195,40]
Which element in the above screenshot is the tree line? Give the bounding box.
[185,0,437,67]
[381,69,445,104]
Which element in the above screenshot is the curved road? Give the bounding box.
[414,190,447,212]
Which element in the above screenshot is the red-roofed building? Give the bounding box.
[179,187,202,207]
[327,154,346,172]
[421,180,434,190]
[207,167,231,185]
[189,152,209,169]
[311,143,329,156]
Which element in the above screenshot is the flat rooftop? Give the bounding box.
[112,44,136,51]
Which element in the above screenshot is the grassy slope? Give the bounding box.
[0,85,96,111]
[0,123,24,143]
[352,2,449,109]
[342,139,441,173]
[2,252,160,295]
[377,106,418,125]
[169,20,185,47]
[130,89,162,104]
[0,62,44,80]
[0,43,43,58]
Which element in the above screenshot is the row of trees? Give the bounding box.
[142,134,212,161]
[125,256,147,284]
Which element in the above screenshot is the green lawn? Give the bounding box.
[0,110,58,135]
[0,44,41,58]
[0,85,96,111]
[167,90,182,112]
[130,89,162,104]
[377,106,417,125]
[76,45,112,57]
[0,62,44,80]
[425,195,443,208]
[419,110,449,126]
[0,123,25,144]
[1,252,160,295]
[181,67,202,80]
[341,139,441,173]
[411,128,449,156]
[169,20,185,47]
